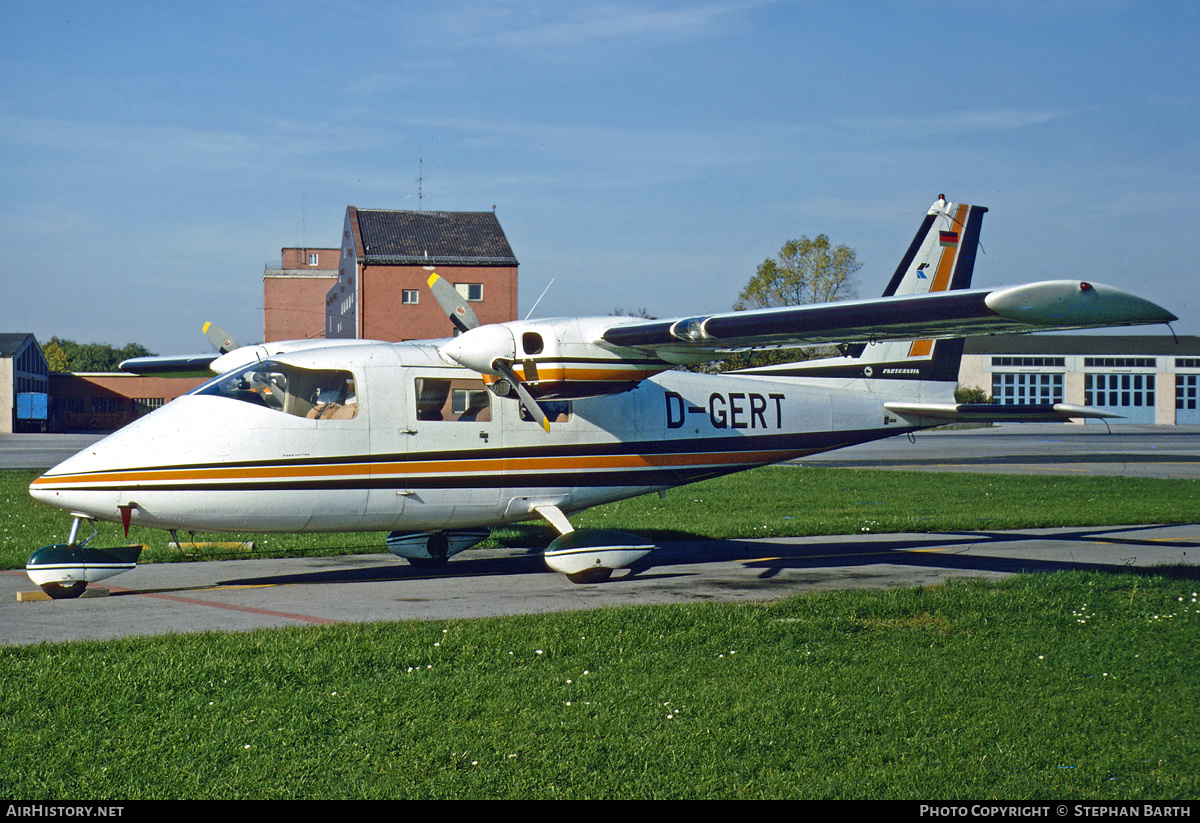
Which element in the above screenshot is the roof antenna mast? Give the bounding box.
[416,155,423,211]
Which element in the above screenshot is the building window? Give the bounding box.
[1084,357,1156,368]
[402,290,419,305]
[991,373,1063,405]
[990,356,1065,367]
[1085,373,1154,408]
[133,397,164,417]
[91,398,125,414]
[1176,375,1198,410]
[308,253,319,266]
[456,283,483,302]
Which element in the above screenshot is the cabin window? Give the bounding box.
[414,377,491,422]
[194,361,358,420]
[521,400,572,424]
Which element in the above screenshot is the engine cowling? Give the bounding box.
[437,318,670,401]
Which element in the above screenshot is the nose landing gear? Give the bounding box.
[25,516,142,599]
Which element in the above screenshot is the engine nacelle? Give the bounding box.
[439,317,670,400]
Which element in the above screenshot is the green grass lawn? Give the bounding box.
[1,572,1196,799]
[4,467,1198,799]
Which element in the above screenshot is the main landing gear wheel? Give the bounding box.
[404,531,449,568]
[40,581,87,600]
[544,529,653,584]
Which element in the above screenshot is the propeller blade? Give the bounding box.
[202,322,240,354]
[493,359,550,433]
[427,272,481,333]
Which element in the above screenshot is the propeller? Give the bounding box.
[493,359,550,433]
[427,273,481,333]
[202,321,240,354]
[427,271,550,431]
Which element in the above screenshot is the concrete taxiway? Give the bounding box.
[3,524,1197,645]
[798,424,1200,479]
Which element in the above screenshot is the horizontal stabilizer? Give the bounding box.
[884,401,1122,422]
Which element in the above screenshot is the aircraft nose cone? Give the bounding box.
[438,325,516,374]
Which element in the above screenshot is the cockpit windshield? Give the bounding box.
[192,360,358,420]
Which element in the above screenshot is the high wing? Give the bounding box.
[120,338,379,377]
[597,197,1172,363]
[123,197,1176,429]
[435,197,1175,426]
[118,321,243,376]
[598,279,1174,364]
[117,352,221,378]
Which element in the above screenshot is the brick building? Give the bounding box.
[49,372,205,432]
[325,208,519,341]
[262,247,339,343]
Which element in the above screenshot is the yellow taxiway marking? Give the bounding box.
[16,587,112,602]
[209,584,278,590]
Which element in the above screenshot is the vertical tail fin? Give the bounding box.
[854,195,986,380]
[880,195,987,298]
[741,196,987,381]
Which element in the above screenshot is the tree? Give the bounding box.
[715,234,861,371]
[610,307,655,319]
[43,337,155,372]
[734,234,860,311]
[41,341,69,372]
[954,385,992,404]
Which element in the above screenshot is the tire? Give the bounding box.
[41,581,87,599]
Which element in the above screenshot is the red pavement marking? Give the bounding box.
[5,569,340,625]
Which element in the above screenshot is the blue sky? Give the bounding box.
[2,0,1197,354]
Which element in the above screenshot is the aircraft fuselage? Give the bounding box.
[29,341,931,535]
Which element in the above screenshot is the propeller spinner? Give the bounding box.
[428,272,550,432]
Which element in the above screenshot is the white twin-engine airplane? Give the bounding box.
[27,196,1176,597]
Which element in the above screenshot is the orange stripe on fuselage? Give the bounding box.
[511,364,666,383]
[30,446,815,491]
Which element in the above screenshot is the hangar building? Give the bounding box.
[960,334,1200,425]
[0,334,50,433]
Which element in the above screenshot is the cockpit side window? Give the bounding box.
[194,362,358,420]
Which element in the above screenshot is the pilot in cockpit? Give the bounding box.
[308,378,357,419]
